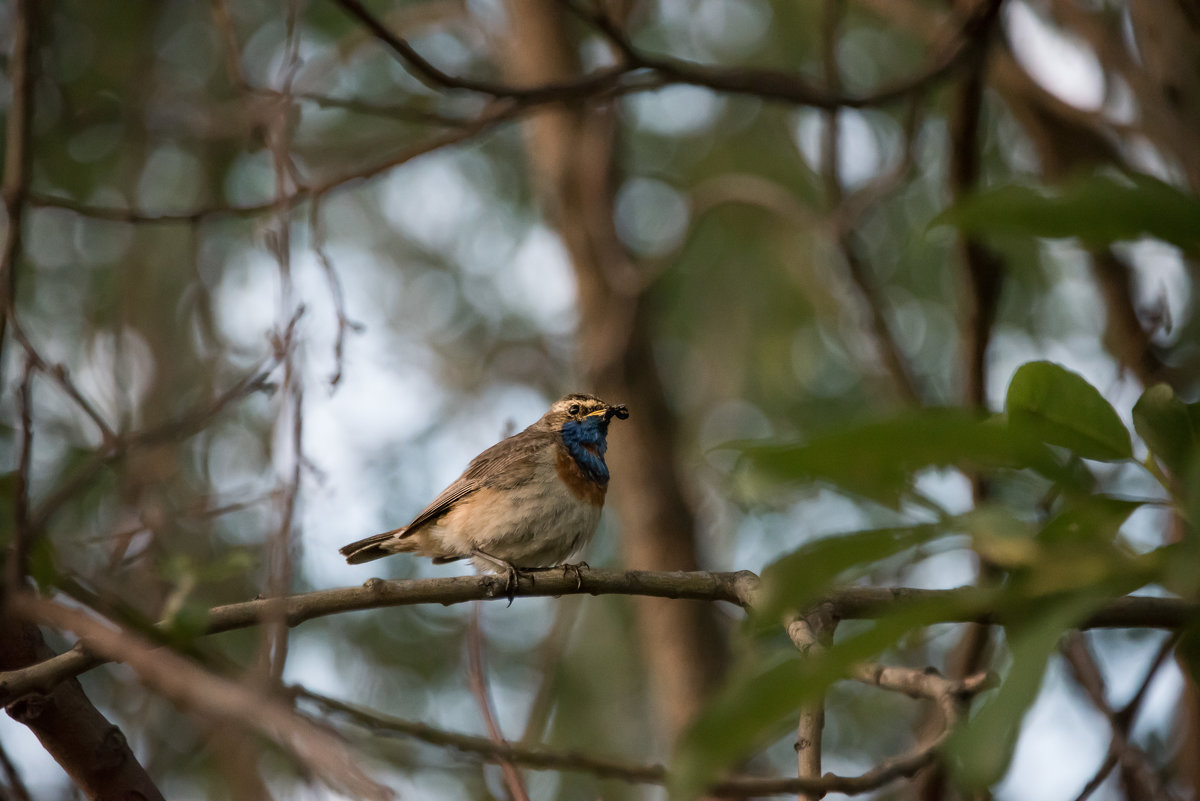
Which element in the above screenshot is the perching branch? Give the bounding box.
[1,570,1194,708]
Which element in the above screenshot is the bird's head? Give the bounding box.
[545,394,627,483]
[541,393,629,433]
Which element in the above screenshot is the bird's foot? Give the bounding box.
[561,561,588,590]
[472,548,530,606]
[500,562,522,606]
[511,561,589,590]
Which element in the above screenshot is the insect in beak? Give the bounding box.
[606,404,629,420]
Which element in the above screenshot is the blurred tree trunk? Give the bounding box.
[496,0,728,742]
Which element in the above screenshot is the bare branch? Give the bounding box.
[27,353,282,536]
[468,604,530,801]
[258,13,305,687]
[309,196,364,389]
[520,596,582,743]
[1066,632,1178,801]
[788,614,828,801]
[0,740,32,801]
[331,0,1003,109]
[11,595,393,801]
[8,359,35,591]
[26,101,522,224]
[27,0,1003,234]
[0,0,39,384]
[1,572,1192,709]
[299,685,973,797]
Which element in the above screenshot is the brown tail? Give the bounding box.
[339,528,409,564]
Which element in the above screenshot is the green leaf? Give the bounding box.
[1037,496,1143,545]
[1133,383,1200,478]
[735,408,1072,507]
[1005,361,1132,461]
[755,523,948,625]
[933,172,1200,255]
[948,594,1107,788]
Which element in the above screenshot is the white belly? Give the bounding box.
[425,478,603,570]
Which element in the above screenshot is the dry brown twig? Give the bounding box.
[468,603,531,801]
[11,594,394,801]
[520,595,582,743]
[256,0,307,689]
[0,0,38,385]
[308,195,365,389]
[27,98,523,225]
[332,0,1003,109]
[26,350,283,538]
[24,0,1004,236]
[0,740,33,801]
[789,613,828,801]
[1064,632,1177,801]
[9,359,35,591]
[298,681,983,797]
[784,605,997,798]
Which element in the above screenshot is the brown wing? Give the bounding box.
[399,426,552,536]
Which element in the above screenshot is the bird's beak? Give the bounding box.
[586,404,629,421]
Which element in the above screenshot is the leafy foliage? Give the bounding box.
[670,363,1195,800]
[935,172,1200,255]
[1005,361,1132,461]
[736,408,1074,508]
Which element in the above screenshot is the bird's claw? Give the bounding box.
[501,563,520,606]
[561,561,588,590]
[502,562,539,606]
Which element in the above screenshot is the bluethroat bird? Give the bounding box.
[339,394,628,589]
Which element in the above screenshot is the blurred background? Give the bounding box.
[1,0,1198,799]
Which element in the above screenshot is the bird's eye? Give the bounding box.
[568,404,581,416]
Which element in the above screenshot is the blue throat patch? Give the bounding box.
[560,417,610,483]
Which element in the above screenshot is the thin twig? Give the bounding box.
[0,740,33,801]
[817,0,923,405]
[259,1,305,687]
[210,0,251,91]
[1070,633,1180,801]
[26,0,1004,231]
[947,1,1005,415]
[789,615,828,801]
[10,595,393,801]
[468,603,530,801]
[0,0,39,387]
[333,0,1002,108]
[283,88,476,125]
[309,196,364,389]
[8,358,35,592]
[5,316,119,447]
[298,684,962,797]
[27,100,523,224]
[520,596,582,743]
[27,352,282,536]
